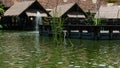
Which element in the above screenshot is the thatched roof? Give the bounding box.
[95,5,120,19]
[4,1,35,16]
[50,3,87,18]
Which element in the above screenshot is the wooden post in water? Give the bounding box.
[94,26,99,40]
[109,27,112,40]
[79,26,82,39]
[67,25,71,38]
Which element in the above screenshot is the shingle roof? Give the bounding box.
[1,0,109,12]
[4,1,35,16]
[50,3,76,17]
[95,5,120,19]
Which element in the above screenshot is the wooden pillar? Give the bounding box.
[109,27,112,40]
[94,26,99,40]
[39,25,43,35]
[67,25,71,38]
[79,26,82,39]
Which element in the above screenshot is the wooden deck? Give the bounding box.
[39,25,120,40]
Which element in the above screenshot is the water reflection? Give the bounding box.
[0,31,120,68]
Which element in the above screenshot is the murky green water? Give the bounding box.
[0,30,120,68]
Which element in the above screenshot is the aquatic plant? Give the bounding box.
[50,17,64,45]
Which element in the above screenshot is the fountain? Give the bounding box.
[36,11,42,32]
[34,11,42,68]
[35,11,42,52]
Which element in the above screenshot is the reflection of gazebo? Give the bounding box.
[2,0,50,30]
[50,3,88,25]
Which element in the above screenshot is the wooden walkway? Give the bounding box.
[39,25,120,40]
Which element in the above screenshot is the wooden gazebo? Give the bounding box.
[50,3,88,25]
[38,3,88,36]
[95,5,120,25]
[1,0,50,30]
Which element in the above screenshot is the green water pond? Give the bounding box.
[0,30,120,68]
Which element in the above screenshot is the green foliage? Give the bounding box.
[0,4,4,15]
[106,0,118,3]
[0,8,4,15]
[86,13,102,26]
[86,10,106,26]
[93,18,101,25]
[0,4,3,8]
